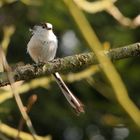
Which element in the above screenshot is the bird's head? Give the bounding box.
[30,22,53,35]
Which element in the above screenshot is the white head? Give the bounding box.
[30,22,53,35]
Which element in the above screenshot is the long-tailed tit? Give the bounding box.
[27,22,84,114]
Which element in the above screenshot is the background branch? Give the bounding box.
[64,0,140,128]
[0,123,51,140]
[74,0,140,28]
[0,47,38,139]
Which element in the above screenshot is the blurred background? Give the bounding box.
[0,0,140,140]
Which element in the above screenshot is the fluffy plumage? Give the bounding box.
[27,23,84,114]
[27,23,57,62]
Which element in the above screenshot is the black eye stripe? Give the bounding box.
[47,27,51,30]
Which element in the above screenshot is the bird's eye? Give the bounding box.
[41,23,47,29]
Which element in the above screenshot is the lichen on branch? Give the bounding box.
[0,43,140,87]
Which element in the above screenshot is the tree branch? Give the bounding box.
[0,122,51,140]
[0,43,140,87]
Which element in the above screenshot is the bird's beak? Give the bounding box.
[29,28,34,35]
[29,25,38,34]
[29,28,33,32]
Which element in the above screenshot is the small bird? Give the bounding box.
[27,22,84,114]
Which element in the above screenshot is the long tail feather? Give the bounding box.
[53,72,85,115]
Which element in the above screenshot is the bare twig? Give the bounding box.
[64,65,99,82]
[73,0,116,13]
[63,0,140,128]
[106,6,140,28]
[16,95,37,140]
[0,47,38,140]
[0,77,51,104]
[0,123,51,140]
[1,25,15,54]
[74,0,140,28]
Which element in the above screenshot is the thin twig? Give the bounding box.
[0,122,51,140]
[16,94,37,140]
[63,0,140,128]
[0,47,38,140]
[74,0,140,28]
[106,6,140,28]
[1,25,15,54]
[73,0,115,13]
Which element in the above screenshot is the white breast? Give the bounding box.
[27,30,58,63]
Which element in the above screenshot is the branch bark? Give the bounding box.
[0,43,140,87]
[0,123,51,140]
